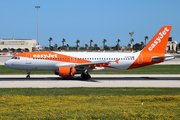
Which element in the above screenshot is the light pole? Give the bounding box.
[129,31,134,52]
[35,6,40,51]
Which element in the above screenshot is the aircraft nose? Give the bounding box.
[4,60,13,68]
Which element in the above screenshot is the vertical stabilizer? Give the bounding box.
[128,26,172,70]
[142,26,172,54]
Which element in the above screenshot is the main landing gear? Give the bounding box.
[26,70,30,79]
[81,70,91,80]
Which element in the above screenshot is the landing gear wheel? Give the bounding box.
[86,74,91,80]
[26,75,30,79]
[81,73,91,80]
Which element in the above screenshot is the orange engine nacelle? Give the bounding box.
[54,67,75,77]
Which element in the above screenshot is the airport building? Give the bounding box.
[166,37,178,52]
[0,39,37,52]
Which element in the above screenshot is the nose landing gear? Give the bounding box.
[26,70,30,79]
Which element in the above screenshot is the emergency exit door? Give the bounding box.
[26,54,31,64]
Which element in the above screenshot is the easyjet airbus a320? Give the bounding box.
[5,26,174,79]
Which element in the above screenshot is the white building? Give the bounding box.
[0,39,36,52]
[166,37,178,52]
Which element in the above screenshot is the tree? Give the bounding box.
[49,46,54,51]
[85,44,88,50]
[43,47,49,51]
[90,39,93,50]
[103,39,107,50]
[62,38,66,49]
[128,43,131,48]
[76,39,80,51]
[133,42,144,51]
[178,43,180,48]
[54,44,58,51]
[145,36,148,46]
[94,44,98,50]
[66,44,70,50]
[141,42,145,48]
[127,43,131,51]
[115,44,121,50]
[117,39,121,51]
[76,39,80,46]
[54,44,58,48]
[104,45,110,50]
[48,37,53,49]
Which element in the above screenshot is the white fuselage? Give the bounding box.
[5,52,140,71]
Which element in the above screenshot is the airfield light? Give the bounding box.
[35,6,40,51]
[129,31,134,52]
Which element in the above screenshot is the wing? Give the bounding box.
[55,59,119,71]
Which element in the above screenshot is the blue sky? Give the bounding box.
[1,0,180,47]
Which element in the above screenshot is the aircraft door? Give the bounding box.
[26,54,31,64]
[138,54,143,64]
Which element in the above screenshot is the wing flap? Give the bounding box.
[75,60,109,66]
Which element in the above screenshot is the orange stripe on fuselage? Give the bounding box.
[15,52,92,64]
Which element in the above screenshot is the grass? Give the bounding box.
[0,88,179,96]
[1,65,180,74]
[0,88,180,119]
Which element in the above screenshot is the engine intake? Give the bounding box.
[54,67,75,77]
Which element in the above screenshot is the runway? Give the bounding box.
[0,74,179,88]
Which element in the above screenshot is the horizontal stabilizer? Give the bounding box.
[151,55,175,61]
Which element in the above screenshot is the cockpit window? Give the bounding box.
[11,57,20,60]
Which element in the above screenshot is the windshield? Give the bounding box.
[11,57,20,60]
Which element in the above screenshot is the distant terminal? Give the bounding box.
[166,37,178,53]
[0,39,37,52]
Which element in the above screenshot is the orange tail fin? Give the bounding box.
[142,26,172,54]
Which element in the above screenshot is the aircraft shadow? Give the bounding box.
[91,77,180,81]
[0,77,179,82]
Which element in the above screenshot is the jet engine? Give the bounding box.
[54,67,76,77]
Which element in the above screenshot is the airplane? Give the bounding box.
[4,26,174,80]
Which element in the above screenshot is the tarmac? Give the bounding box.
[0,74,179,88]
